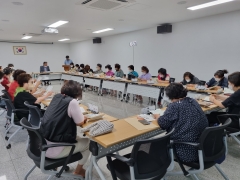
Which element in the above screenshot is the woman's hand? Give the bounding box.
[209,95,216,102]
[137,116,144,120]
[84,116,88,123]
[153,114,160,120]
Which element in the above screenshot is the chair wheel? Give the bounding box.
[6,144,11,149]
[65,166,70,171]
[5,136,9,140]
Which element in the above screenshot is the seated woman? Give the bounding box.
[206,69,228,88]
[79,64,85,74]
[14,74,52,120]
[157,68,170,83]
[1,68,12,91]
[94,64,103,74]
[154,83,208,162]
[84,65,93,74]
[8,69,26,101]
[139,66,152,81]
[128,65,138,78]
[208,72,240,126]
[114,64,124,78]
[105,64,114,77]
[181,72,200,86]
[40,80,89,177]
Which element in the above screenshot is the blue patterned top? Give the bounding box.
[158,97,208,162]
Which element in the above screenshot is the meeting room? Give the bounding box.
[0,0,240,180]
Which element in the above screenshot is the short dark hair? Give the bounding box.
[8,63,14,68]
[128,65,134,71]
[228,72,240,87]
[43,62,47,65]
[61,80,82,99]
[66,55,69,58]
[97,64,102,68]
[13,69,26,81]
[105,64,112,70]
[183,72,194,80]
[70,62,74,66]
[0,71,4,79]
[115,63,120,70]
[75,64,79,67]
[84,65,90,72]
[80,64,85,68]
[158,68,167,76]
[141,66,149,73]
[17,74,32,87]
[214,69,228,78]
[3,68,12,75]
[165,83,188,100]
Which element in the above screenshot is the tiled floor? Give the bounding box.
[0,81,240,180]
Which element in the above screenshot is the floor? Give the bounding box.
[0,81,240,180]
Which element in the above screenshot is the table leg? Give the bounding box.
[85,156,94,180]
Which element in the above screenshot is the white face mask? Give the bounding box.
[229,84,234,90]
[142,72,146,75]
[71,65,73,68]
[185,79,190,83]
[215,78,220,82]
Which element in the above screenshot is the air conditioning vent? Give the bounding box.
[77,0,136,11]
[23,33,42,37]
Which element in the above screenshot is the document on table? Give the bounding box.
[125,118,158,130]
[44,86,53,95]
[150,109,165,116]
[138,114,155,122]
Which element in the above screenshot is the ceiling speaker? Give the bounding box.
[157,24,172,34]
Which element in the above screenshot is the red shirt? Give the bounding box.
[8,80,19,101]
[1,76,10,91]
[158,74,170,81]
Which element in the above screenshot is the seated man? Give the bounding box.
[40,62,51,86]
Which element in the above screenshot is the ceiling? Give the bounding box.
[0,0,240,43]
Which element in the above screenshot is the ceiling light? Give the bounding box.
[48,21,69,28]
[12,2,24,5]
[58,38,70,42]
[187,0,234,10]
[22,36,32,39]
[93,28,114,34]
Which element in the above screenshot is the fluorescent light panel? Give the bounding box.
[48,20,69,28]
[93,28,113,34]
[22,36,32,39]
[188,0,234,10]
[58,38,70,41]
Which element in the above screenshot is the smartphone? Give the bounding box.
[138,119,150,125]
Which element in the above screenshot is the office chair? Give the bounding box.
[218,114,240,146]
[24,101,43,127]
[1,97,29,149]
[168,118,231,180]
[106,128,175,180]
[20,118,84,180]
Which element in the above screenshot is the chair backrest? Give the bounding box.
[169,78,175,83]
[24,101,43,127]
[131,128,174,179]
[198,118,231,162]
[20,117,46,162]
[218,114,240,132]
[1,97,15,118]
[1,90,12,101]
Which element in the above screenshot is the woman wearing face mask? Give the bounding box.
[206,70,228,88]
[149,83,208,162]
[105,65,114,77]
[157,68,170,83]
[79,64,85,74]
[128,65,138,78]
[14,73,53,121]
[94,64,103,74]
[207,72,240,126]
[139,66,152,81]
[181,72,200,86]
[1,68,12,91]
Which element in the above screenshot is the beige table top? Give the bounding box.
[89,116,160,148]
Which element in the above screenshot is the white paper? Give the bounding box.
[138,114,155,122]
[147,80,155,84]
[80,107,86,113]
[105,76,111,78]
[150,109,165,116]
[203,96,210,101]
[94,74,100,77]
[44,86,53,95]
[224,88,234,94]
[87,103,98,112]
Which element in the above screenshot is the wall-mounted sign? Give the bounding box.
[13,46,27,55]
[129,41,137,47]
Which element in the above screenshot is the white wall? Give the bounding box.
[70,10,240,82]
[0,43,70,73]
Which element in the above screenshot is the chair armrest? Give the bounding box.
[42,143,75,151]
[106,153,134,166]
[173,141,200,148]
[13,109,29,112]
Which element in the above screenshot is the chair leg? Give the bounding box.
[215,164,229,180]
[5,124,13,136]
[191,174,200,180]
[24,165,36,180]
